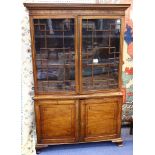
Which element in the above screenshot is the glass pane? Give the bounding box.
[34,19,75,93]
[82,19,121,90]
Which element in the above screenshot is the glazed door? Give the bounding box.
[35,100,79,144]
[79,17,123,93]
[80,97,122,142]
[32,17,78,94]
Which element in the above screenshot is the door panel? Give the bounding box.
[35,100,78,144]
[80,97,122,142]
[33,18,78,94]
[80,17,122,92]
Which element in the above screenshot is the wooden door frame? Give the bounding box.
[35,99,79,144]
[29,15,80,95]
[79,96,122,142]
[78,16,125,94]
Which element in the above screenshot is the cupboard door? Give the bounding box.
[33,18,78,94]
[80,17,122,92]
[35,100,78,144]
[80,97,122,142]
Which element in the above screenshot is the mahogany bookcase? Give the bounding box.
[24,3,130,151]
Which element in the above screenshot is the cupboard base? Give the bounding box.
[36,137,123,153]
